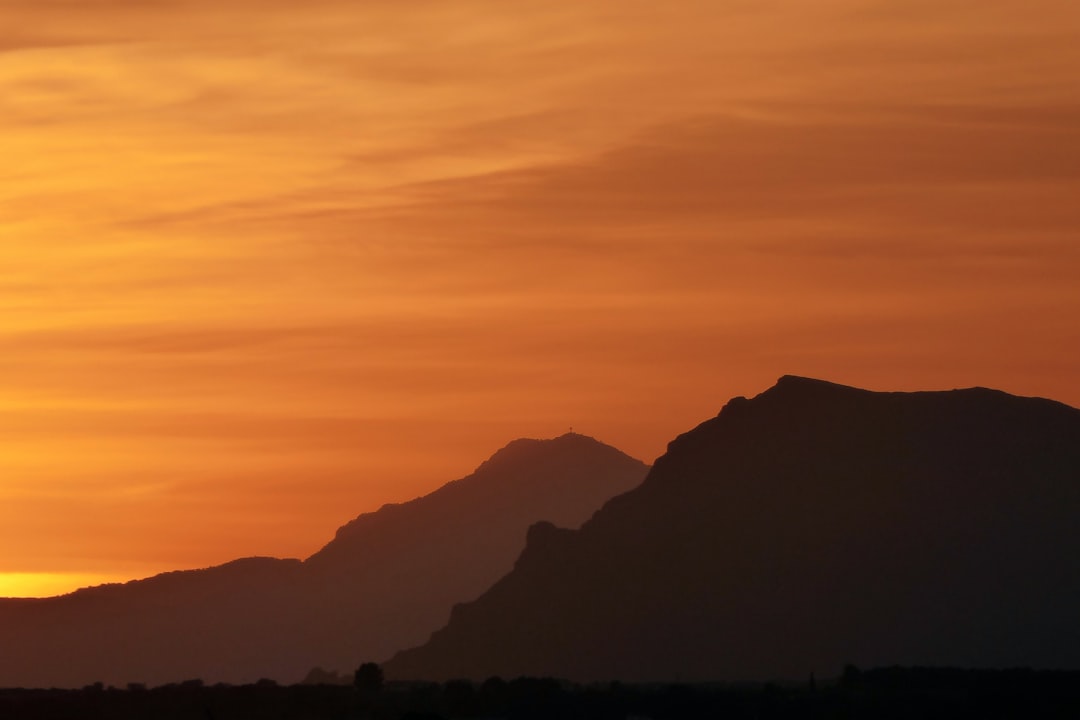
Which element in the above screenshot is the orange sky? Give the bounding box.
[2,0,1079,597]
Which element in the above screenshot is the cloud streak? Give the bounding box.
[2,0,1078,593]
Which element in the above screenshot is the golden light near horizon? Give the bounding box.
[0,573,137,600]
[2,0,1079,597]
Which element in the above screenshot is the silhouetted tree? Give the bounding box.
[842,663,862,688]
[354,662,384,695]
[442,679,475,716]
[479,676,509,715]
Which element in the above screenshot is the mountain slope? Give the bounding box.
[0,433,647,688]
[386,377,1080,682]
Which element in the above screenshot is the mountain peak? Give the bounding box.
[762,374,874,399]
[309,431,647,565]
[495,431,609,452]
[472,432,630,476]
[773,373,858,390]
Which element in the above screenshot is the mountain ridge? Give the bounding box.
[386,376,1080,683]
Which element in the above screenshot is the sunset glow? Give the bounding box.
[0,572,136,599]
[2,0,1079,596]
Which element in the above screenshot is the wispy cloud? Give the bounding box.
[2,0,1079,591]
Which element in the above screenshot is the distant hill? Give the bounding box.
[386,377,1080,683]
[0,433,647,688]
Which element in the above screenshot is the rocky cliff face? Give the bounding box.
[0,433,647,688]
[386,377,1080,683]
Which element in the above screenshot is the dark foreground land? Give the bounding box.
[2,667,1079,720]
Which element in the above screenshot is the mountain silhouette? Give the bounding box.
[385,377,1080,683]
[0,433,647,688]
